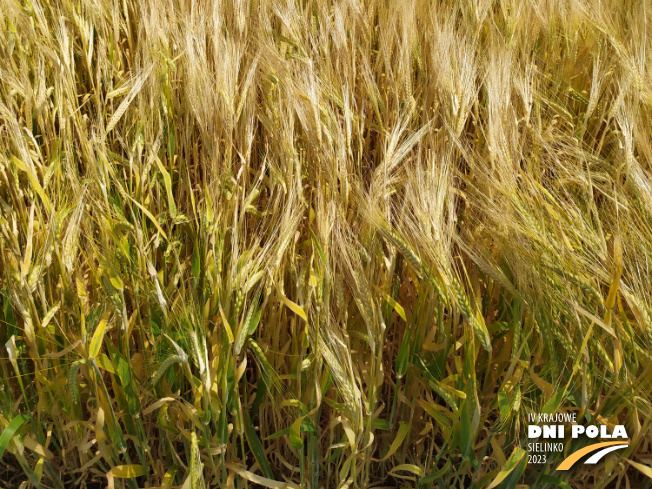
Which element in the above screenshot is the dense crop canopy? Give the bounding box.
[0,0,651,487]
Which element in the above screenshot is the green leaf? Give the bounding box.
[217,408,228,444]
[419,459,451,485]
[247,307,263,336]
[0,414,30,458]
[243,410,273,479]
[395,334,410,378]
[109,345,141,415]
[266,418,314,449]
[250,377,267,417]
[497,390,511,423]
[539,475,572,489]
[2,292,19,339]
[192,241,200,278]
[265,426,290,441]
[541,389,565,414]
[309,227,326,265]
[371,418,390,430]
[460,396,474,459]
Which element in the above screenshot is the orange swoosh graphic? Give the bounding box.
[556,441,628,470]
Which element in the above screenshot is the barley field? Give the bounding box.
[1,0,652,487]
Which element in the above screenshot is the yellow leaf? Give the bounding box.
[218,304,234,343]
[89,311,111,359]
[605,233,623,327]
[161,467,178,489]
[279,293,307,322]
[142,397,176,416]
[23,434,53,459]
[155,157,177,218]
[76,275,87,299]
[342,419,356,450]
[372,283,406,322]
[34,457,44,482]
[130,352,146,380]
[109,272,124,290]
[381,421,410,460]
[96,353,116,373]
[226,463,299,488]
[627,459,652,479]
[22,205,35,280]
[388,464,424,477]
[11,155,52,212]
[124,193,168,240]
[417,399,453,434]
[95,407,106,444]
[110,464,147,478]
[487,447,526,489]
[490,436,507,466]
[41,302,61,329]
[529,365,554,399]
